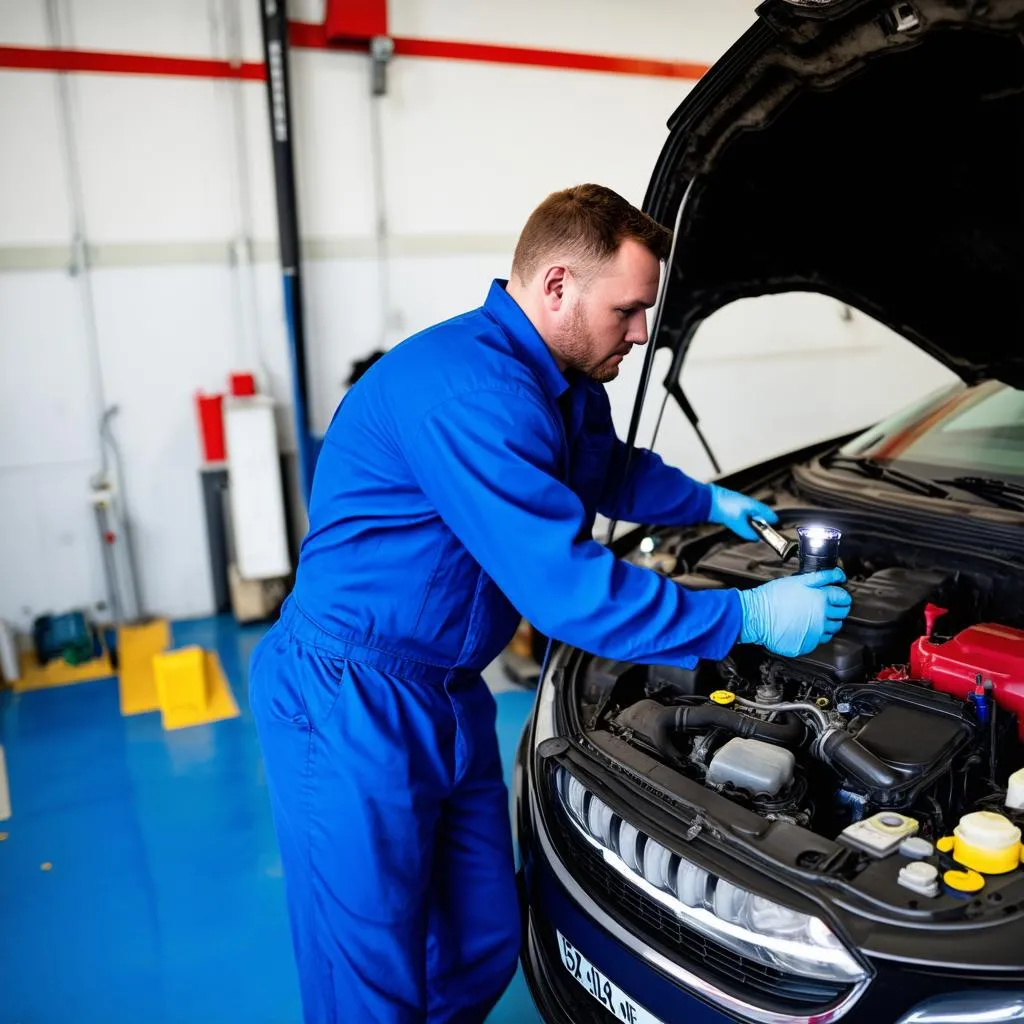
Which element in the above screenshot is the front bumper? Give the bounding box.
[514,722,1024,1024]
[516,730,858,1024]
[520,838,734,1024]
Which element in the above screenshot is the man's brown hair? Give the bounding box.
[510,183,671,286]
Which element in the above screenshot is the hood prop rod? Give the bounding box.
[608,181,720,544]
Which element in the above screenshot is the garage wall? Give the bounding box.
[0,0,955,630]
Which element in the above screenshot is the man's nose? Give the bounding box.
[626,310,649,345]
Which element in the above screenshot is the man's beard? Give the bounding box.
[554,302,621,383]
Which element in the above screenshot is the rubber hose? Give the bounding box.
[817,729,902,790]
[613,700,803,755]
[613,700,685,754]
[674,704,804,745]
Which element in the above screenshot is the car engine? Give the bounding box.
[576,520,1024,850]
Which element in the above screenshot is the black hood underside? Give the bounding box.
[645,0,1024,387]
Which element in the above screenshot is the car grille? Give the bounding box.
[551,815,854,1015]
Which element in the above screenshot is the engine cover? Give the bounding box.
[693,542,948,658]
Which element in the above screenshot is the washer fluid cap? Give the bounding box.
[952,811,1022,875]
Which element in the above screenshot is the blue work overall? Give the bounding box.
[249,280,742,1023]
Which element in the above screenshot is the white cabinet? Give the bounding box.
[223,396,291,581]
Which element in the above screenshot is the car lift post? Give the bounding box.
[258,0,316,508]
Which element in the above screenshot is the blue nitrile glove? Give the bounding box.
[707,483,778,541]
[737,568,852,657]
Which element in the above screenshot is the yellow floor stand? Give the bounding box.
[9,617,238,732]
[13,649,115,693]
[152,646,239,731]
[117,619,171,716]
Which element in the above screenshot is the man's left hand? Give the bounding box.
[707,484,778,541]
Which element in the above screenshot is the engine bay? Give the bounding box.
[572,514,1024,907]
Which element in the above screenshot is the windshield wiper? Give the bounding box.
[822,454,952,499]
[933,475,1024,512]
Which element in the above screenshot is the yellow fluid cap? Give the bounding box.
[937,836,955,854]
[953,811,1022,875]
[943,868,985,894]
[709,690,736,706]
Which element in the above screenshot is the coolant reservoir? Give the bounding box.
[951,811,1022,875]
[706,738,796,797]
[910,618,1024,740]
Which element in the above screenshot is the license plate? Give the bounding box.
[557,930,665,1024]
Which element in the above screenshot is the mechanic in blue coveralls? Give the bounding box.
[249,184,852,1024]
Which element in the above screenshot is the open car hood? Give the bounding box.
[643,0,1024,388]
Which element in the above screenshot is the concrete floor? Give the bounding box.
[0,614,544,1024]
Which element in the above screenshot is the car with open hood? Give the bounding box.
[512,1,1024,1022]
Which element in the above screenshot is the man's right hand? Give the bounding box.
[737,569,852,657]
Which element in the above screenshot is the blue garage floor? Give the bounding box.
[0,614,543,1024]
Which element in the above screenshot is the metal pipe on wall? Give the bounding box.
[46,0,144,624]
[45,0,107,442]
[211,0,273,388]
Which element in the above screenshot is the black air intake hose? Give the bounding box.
[815,728,902,791]
[612,700,802,756]
[673,704,804,745]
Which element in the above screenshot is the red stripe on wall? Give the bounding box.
[392,36,708,80]
[288,20,708,79]
[0,23,708,83]
[0,44,265,81]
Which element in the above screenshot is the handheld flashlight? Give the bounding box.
[797,526,842,574]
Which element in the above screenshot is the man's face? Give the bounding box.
[554,239,661,383]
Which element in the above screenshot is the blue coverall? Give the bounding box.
[249,279,744,1023]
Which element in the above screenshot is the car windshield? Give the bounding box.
[838,380,1024,483]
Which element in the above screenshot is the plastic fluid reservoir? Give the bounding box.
[1007,767,1024,811]
[952,811,1022,874]
[705,738,796,797]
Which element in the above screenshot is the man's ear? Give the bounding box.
[540,265,568,312]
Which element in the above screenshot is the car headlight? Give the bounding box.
[554,766,867,986]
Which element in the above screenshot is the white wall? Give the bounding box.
[617,294,955,483]
[0,0,955,631]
